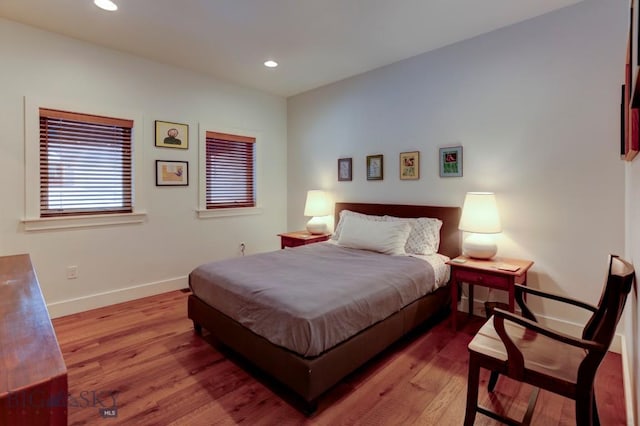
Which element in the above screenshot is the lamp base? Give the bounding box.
[306,217,328,235]
[463,233,497,259]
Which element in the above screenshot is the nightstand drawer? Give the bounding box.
[454,269,509,289]
[281,236,308,248]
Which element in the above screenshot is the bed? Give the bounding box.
[188,202,461,412]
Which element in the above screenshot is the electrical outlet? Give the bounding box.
[67,265,78,279]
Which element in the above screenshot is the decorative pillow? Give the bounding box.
[332,210,385,241]
[383,215,443,255]
[337,215,411,255]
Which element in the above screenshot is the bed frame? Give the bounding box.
[188,202,461,413]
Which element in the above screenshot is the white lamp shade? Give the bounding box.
[94,0,118,11]
[304,190,332,217]
[459,192,502,234]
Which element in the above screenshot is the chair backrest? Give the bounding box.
[582,255,635,347]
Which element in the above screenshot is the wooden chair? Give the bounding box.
[464,255,635,426]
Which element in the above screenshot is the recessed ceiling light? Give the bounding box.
[94,0,118,11]
[264,60,278,68]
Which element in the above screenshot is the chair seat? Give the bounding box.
[468,316,587,384]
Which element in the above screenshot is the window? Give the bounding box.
[39,108,133,217]
[205,131,256,209]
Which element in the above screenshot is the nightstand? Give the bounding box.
[447,256,534,331]
[278,231,331,249]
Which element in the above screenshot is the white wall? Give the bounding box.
[625,160,639,424]
[288,0,627,336]
[0,18,288,316]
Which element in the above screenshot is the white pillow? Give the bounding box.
[384,215,443,255]
[337,215,411,255]
[332,210,385,241]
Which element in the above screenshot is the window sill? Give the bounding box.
[196,207,263,219]
[22,212,147,231]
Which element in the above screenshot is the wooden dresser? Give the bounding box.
[0,254,67,425]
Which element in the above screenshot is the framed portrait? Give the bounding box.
[439,146,463,177]
[399,151,420,180]
[338,157,352,181]
[366,154,383,181]
[155,120,188,149]
[156,160,188,186]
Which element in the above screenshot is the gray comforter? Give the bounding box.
[189,242,436,357]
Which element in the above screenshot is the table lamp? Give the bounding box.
[304,190,331,234]
[458,192,502,259]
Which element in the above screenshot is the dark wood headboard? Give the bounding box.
[334,202,462,259]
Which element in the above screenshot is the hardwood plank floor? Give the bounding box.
[52,290,626,425]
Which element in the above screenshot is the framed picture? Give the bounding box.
[625,1,640,160]
[156,160,188,186]
[626,64,631,156]
[439,146,463,177]
[399,151,419,180]
[338,157,352,181]
[366,154,383,181]
[622,85,627,157]
[632,0,635,68]
[634,0,638,67]
[155,120,188,149]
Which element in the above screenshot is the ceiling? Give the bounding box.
[0,0,582,97]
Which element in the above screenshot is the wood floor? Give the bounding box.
[52,290,626,425]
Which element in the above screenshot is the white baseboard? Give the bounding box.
[47,276,188,318]
[621,336,636,426]
[459,297,623,354]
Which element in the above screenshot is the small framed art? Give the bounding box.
[338,157,352,181]
[156,160,188,186]
[366,154,383,180]
[439,146,463,177]
[399,151,419,180]
[155,120,188,149]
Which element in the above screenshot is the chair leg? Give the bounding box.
[576,387,594,426]
[592,392,600,426]
[488,371,499,392]
[464,354,481,426]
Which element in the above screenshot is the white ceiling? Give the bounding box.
[0,0,582,97]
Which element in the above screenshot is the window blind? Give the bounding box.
[205,131,255,209]
[39,108,133,217]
